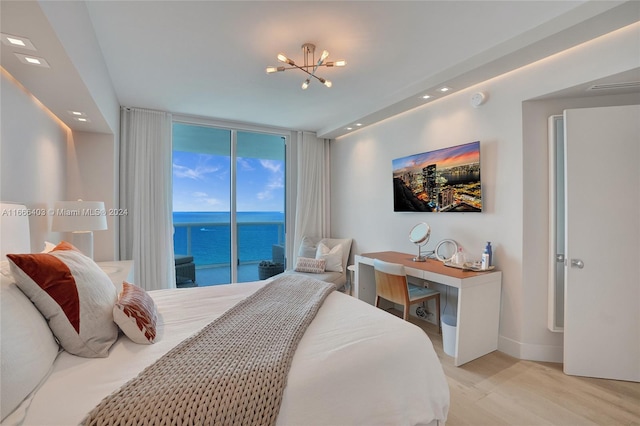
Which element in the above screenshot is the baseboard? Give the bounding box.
[498,335,563,363]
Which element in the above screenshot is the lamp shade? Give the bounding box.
[51,201,108,232]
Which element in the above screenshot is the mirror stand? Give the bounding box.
[409,222,431,262]
[413,245,427,262]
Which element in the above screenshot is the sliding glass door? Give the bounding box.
[236,131,286,282]
[172,123,286,286]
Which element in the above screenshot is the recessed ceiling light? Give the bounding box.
[14,53,49,68]
[439,86,451,93]
[422,95,431,99]
[1,33,36,50]
[7,37,25,47]
[346,127,353,131]
[73,117,91,123]
[355,123,362,127]
[68,111,86,117]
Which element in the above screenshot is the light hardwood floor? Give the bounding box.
[404,313,640,426]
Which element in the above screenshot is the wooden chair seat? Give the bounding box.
[374,259,441,333]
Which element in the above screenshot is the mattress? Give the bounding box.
[5,280,449,425]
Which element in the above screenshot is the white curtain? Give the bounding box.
[120,107,176,290]
[293,131,330,260]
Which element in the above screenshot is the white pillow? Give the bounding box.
[41,241,56,253]
[7,241,118,358]
[298,236,320,259]
[316,242,343,272]
[319,238,352,274]
[1,266,59,421]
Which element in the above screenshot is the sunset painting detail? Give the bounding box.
[392,141,482,212]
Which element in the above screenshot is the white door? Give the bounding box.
[563,105,640,381]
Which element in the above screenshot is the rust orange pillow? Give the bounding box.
[7,241,118,358]
[113,281,158,344]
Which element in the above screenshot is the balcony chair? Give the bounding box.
[175,254,196,286]
[373,258,441,333]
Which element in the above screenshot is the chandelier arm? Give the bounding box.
[291,63,323,80]
[309,73,326,84]
[311,56,326,76]
[278,64,331,71]
[290,63,328,86]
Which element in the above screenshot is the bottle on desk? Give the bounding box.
[453,246,466,266]
[481,242,492,270]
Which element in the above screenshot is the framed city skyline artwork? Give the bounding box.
[392,141,482,212]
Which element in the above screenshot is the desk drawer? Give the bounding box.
[405,266,424,279]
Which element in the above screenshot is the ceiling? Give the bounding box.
[1,1,638,138]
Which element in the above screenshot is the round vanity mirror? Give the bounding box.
[434,239,458,262]
[409,222,431,262]
[409,222,431,244]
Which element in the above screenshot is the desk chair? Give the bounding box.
[374,259,441,334]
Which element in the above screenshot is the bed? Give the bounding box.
[0,204,449,426]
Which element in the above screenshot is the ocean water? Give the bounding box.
[173,211,285,266]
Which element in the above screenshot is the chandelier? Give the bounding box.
[266,43,346,89]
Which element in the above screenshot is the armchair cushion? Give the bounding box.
[280,269,344,286]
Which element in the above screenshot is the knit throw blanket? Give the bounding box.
[82,275,335,426]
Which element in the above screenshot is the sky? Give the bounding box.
[172,151,285,212]
[392,141,480,174]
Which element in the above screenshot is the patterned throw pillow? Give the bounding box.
[6,241,118,358]
[113,282,158,344]
[294,257,326,274]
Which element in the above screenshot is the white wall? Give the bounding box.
[66,131,117,261]
[38,0,121,135]
[1,72,118,261]
[1,71,69,251]
[330,23,639,361]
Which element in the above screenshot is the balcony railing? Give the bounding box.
[173,221,285,268]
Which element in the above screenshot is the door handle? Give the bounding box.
[556,254,565,263]
[570,259,584,269]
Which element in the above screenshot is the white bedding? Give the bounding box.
[5,280,449,426]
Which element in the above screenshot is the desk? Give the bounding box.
[355,251,502,366]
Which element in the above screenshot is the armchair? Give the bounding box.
[277,236,352,289]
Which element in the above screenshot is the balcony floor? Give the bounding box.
[177,262,268,287]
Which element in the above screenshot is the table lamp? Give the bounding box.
[51,200,107,259]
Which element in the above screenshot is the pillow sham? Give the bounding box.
[0,265,59,421]
[113,282,158,344]
[6,241,118,358]
[316,242,343,272]
[294,257,326,274]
